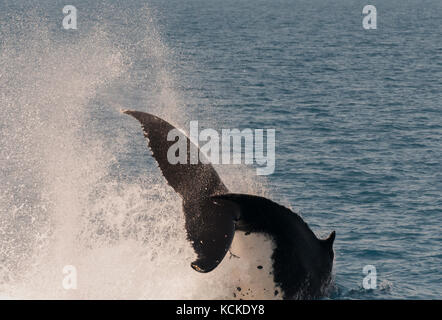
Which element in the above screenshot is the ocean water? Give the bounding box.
[0,0,441,299]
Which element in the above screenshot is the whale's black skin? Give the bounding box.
[123,110,335,298]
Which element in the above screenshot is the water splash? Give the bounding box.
[0,6,275,299]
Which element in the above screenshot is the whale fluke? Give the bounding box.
[123,110,237,273]
[211,193,335,299]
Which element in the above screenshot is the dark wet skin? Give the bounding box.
[212,194,335,299]
[124,110,335,298]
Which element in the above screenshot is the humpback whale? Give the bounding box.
[123,110,335,299]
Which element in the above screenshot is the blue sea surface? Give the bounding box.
[0,0,441,299]
[151,0,442,299]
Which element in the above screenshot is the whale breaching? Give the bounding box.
[123,110,336,299]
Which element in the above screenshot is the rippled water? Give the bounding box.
[0,0,441,299]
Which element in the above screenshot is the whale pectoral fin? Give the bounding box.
[122,110,228,199]
[184,199,236,273]
[191,260,213,273]
[124,110,235,273]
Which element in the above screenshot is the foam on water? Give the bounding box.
[0,7,277,299]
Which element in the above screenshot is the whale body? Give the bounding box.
[123,110,335,299]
